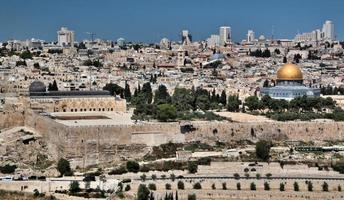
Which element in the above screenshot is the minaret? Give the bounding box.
[177,45,185,68]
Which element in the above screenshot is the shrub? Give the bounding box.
[187,162,198,174]
[245,173,250,178]
[165,183,171,190]
[137,184,150,200]
[177,181,185,190]
[322,182,329,192]
[148,183,156,191]
[140,174,146,182]
[256,140,272,161]
[256,173,261,179]
[193,182,202,189]
[124,185,131,191]
[212,183,216,190]
[244,168,249,172]
[122,179,131,183]
[264,182,270,190]
[237,182,241,190]
[140,165,150,172]
[308,181,313,191]
[0,164,17,174]
[294,182,299,191]
[222,182,227,190]
[126,161,140,173]
[57,158,72,176]
[151,174,157,181]
[280,183,285,191]
[188,194,196,200]
[250,182,256,190]
[69,181,80,193]
[338,185,342,191]
[266,173,272,179]
[233,173,240,180]
[170,173,176,182]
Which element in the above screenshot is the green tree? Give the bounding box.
[103,83,124,98]
[220,90,227,106]
[294,182,299,191]
[154,85,171,105]
[280,183,285,191]
[142,82,153,104]
[195,94,210,111]
[172,88,194,111]
[188,194,196,200]
[137,184,150,200]
[148,183,156,190]
[193,182,202,189]
[124,81,131,102]
[177,181,185,190]
[250,182,256,190]
[308,181,313,191]
[264,182,270,190]
[156,104,177,122]
[165,183,171,190]
[222,182,227,190]
[187,162,198,174]
[322,182,329,192]
[227,95,241,112]
[20,50,33,59]
[69,181,80,193]
[237,182,241,190]
[245,96,262,111]
[33,62,40,69]
[256,140,272,161]
[140,174,147,182]
[57,158,72,176]
[126,160,140,173]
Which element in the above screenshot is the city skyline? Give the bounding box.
[0,0,343,43]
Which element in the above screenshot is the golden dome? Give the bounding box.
[276,63,303,81]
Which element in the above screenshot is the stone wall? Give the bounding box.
[4,110,344,168]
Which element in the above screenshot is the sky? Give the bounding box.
[0,0,343,43]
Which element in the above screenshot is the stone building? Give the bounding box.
[28,81,126,113]
[260,63,320,100]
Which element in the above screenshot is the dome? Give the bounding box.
[277,63,303,81]
[29,81,46,93]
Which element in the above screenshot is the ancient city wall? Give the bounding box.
[4,110,344,167]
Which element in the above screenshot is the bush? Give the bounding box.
[234,173,240,180]
[211,183,216,190]
[294,182,299,191]
[165,183,171,190]
[222,182,227,190]
[256,173,261,179]
[148,183,156,191]
[266,173,272,179]
[280,183,285,191]
[151,174,157,181]
[187,162,198,174]
[137,184,150,200]
[308,181,313,191]
[139,165,150,172]
[124,185,131,191]
[122,179,131,183]
[338,185,342,191]
[109,165,127,175]
[250,182,256,190]
[256,140,272,161]
[156,104,177,122]
[177,181,185,190]
[57,158,72,176]
[237,182,241,190]
[170,173,176,182]
[0,164,17,174]
[140,174,146,182]
[193,182,202,189]
[69,181,80,193]
[322,182,329,192]
[188,194,196,200]
[264,182,270,190]
[126,161,140,173]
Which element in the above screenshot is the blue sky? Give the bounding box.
[0,0,343,42]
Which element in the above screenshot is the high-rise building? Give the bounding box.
[206,35,220,47]
[181,30,192,45]
[57,27,75,47]
[322,20,335,40]
[247,30,255,43]
[219,26,231,46]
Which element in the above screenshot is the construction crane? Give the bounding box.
[86,32,96,42]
